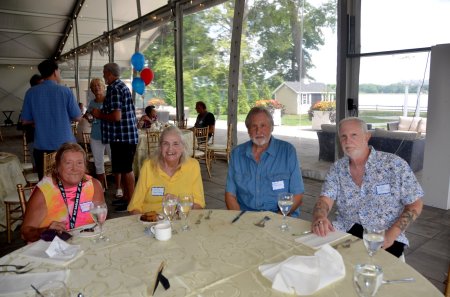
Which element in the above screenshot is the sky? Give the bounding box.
[307,0,450,85]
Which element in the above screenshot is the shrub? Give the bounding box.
[255,99,285,115]
[147,98,166,107]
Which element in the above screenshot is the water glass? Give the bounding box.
[363,226,385,258]
[178,194,194,231]
[277,192,294,231]
[35,280,70,297]
[162,194,179,233]
[353,264,383,297]
[89,201,109,242]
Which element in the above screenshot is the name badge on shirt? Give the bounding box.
[80,202,92,213]
[152,187,165,196]
[272,180,285,191]
[376,184,391,195]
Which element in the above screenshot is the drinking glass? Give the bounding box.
[277,192,294,231]
[89,201,109,242]
[178,194,194,231]
[162,194,179,233]
[363,226,385,259]
[353,263,383,297]
[35,280,70,297]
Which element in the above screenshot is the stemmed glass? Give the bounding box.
[178,194,194,231]
[162,194,179,233]
[363,226,385,260]
[277,192,294,231]
[89,201,109,242]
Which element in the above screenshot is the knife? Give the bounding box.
[231,210,246,223]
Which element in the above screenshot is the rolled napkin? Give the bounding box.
[259,245,345,295]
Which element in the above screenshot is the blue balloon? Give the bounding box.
[131,52,145,71]
[132,77,145,95]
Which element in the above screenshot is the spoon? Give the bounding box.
[254,216,271,227]
[195,214,204,224]
[204,210,212,220]
[383,277,415,284]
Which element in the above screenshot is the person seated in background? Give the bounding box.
[75,114,91,145]
[193,101,215,138]
[21,143,105,242]
[79,102,87,115]
[128,126,205,214]
[225,106,304,217]
[138,105,158,129]
[311,117,423,258]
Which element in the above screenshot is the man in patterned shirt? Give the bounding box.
[311,117,423,257]
[91,63,138,212]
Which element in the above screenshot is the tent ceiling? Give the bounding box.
[0,0,166,66]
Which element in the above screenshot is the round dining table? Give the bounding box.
[0,210,443,297]
[133,128,193,177]
[0,152,26,232]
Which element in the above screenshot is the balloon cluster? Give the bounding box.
[131,52,154,95]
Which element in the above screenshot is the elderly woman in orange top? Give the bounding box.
[21,142,105,242]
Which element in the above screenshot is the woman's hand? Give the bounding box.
[48,221,67,233]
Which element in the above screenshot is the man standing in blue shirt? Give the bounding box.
[225,107,304,217]
[91,63,138,212]
[21,59,81,179]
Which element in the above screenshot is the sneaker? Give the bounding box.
[114,204,128,213]
[111,199,128,207]
[115,189,123,198]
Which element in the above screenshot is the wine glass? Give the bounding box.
[277,192,294,231]
[363,226,385,260]
[89,201,109,242]
[162,194,179,233]
[353,263,383,297]
[178,194,194,231]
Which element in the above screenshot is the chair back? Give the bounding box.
[23,132,32,163]
[194,127,209,151]
[43,151,57,177]
[146,130,160,157]
[16,184,34,214]
[82,132,92,155]
[173,119,188,129]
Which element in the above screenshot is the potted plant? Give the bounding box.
[308,101,336,130]
[255,99,285,126]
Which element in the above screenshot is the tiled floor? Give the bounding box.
[0,123,448,294]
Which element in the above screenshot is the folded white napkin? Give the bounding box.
[294,230,350,249]
[21,239,83,266]
[0,270,69,296]
[45,236,80,260]
[259,245,345,295]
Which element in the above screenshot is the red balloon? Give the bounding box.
[140,68,154,85]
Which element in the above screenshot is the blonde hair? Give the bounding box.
[89,77,105,91]
[52,142,87,180]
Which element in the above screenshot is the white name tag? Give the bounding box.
[151,187,165,196]
[376,184,391,195]
[272,180,285,191]
[80,202,92,213]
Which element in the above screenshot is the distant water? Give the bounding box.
[359,93,428,108]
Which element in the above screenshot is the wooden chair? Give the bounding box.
[145,130,160,157]
[193,127,211,178]
[173,118,188,129]
[43,151,57,177]
[3,184,33,243]
[207,123,232,167]
[445,264,450,297]
[22,132,39,185]
[0,126,3,141]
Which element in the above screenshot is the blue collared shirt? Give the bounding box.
[226,137,304,217]
[101,79,138,144]
[21,80,80,150]
[321,147,424,246]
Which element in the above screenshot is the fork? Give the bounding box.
[204,210,212,220]
[195,214,204,224]
[0,269,32,274]
[254,216,271,227]
[0,263,29,269]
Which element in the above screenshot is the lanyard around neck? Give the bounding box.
[57,179,83,229]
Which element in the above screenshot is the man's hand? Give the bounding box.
[311,196,335,236]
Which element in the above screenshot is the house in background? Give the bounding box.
[273,81,335,114]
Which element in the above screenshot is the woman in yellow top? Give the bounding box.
[128,126,205,213]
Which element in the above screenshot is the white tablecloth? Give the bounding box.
[0,210,443,297]
[133,129,193,177]
[0,152,26,232]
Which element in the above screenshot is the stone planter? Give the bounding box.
[312,110,333,130]
[272,109,282,126]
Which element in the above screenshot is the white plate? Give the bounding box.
[69,223,99,238]
[138,213,164,225]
